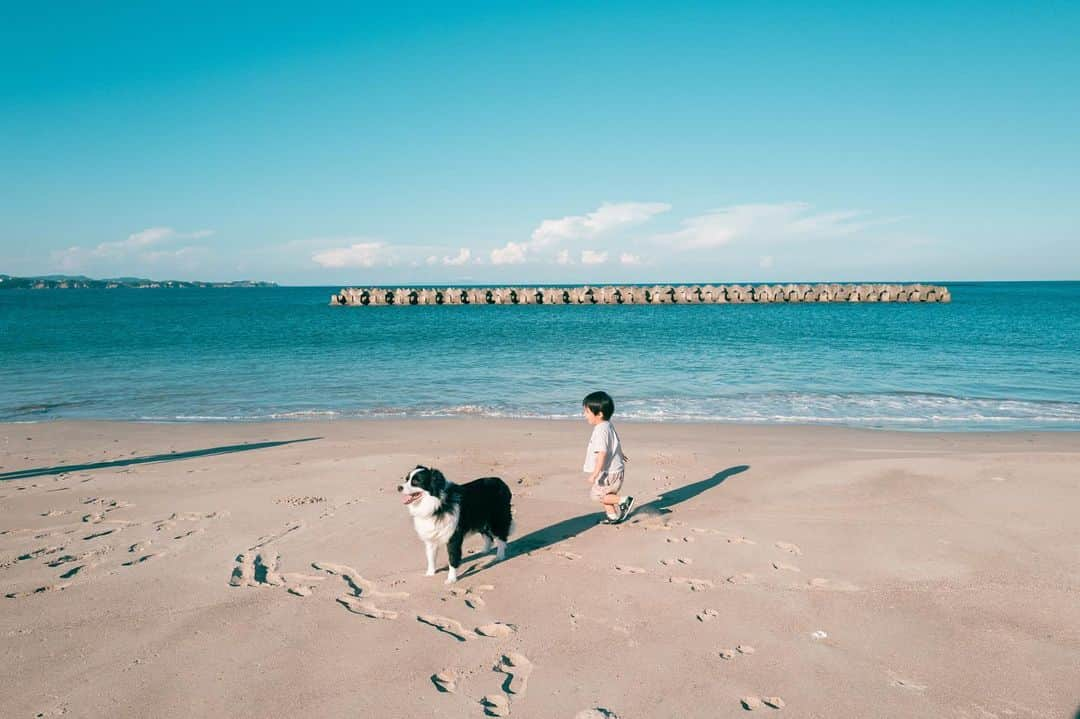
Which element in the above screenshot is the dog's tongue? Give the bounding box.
[401,493,417,504]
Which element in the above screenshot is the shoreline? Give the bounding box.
[7,415,1080,435]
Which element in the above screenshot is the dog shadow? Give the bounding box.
[456,464,750,578]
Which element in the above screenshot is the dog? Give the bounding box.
[398,465,513,583]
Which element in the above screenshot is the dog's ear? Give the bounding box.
[429,468,447,494]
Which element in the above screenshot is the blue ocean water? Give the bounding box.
[1,283,1079,430]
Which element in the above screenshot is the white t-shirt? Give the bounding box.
[583,421,625,475]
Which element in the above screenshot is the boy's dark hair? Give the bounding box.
[582,391,615,420]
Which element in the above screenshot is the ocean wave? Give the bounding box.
[112,392,1080,431]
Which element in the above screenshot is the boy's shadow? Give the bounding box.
[459,464,749,577]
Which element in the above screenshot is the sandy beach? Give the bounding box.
[1,419,1077,718]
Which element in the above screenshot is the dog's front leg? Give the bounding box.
[424,541,438,576]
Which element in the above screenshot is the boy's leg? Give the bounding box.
[601,493,621,518]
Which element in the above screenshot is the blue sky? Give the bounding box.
[2,1,1077,284]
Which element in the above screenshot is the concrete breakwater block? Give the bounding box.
[331,284,951,306]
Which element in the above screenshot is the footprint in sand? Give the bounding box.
[5,583,68,599]
[249,521,301,550]
[46,546,111,568]
[173,528,205,541]
[313,561,409,600]
[229,552,255,587]
[279,571,326,597]
[772,561,800,573]
[481,694,510,717]
[669,576,714,591]
[494,652,534,696]
[417,614,477,641]
[659,557,692,566]
[614,565,647,575]
[253,551,284,586]
[58,564,89,579]
[17,545,64,561]
[726,573,755,585]
[431,669,458,693]
[170,511,227,521]
[807,577,860,592]
[122,552,164,567]
[720,645,755,660]
[557,550,583,561]
[338,596,398,618]
[273,495,325,507]
[775,541,802,556]
[476,622,517,638]
[691,526,748,541]
[41,510,70,517]
[891,677,928,691]
[575,709,619,719]
[697,608,719,622]
[466,595,486,609]
[742,695,784,710]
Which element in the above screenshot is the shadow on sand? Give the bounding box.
[505,463,750,558]
[0,437,323,481]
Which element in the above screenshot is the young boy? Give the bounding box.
[582,391,634,524]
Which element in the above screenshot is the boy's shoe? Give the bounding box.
[615,496,635,523]
[600,513,619,525]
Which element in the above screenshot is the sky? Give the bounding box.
[1,1,1078,285]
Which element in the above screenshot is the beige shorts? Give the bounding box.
[589,469,624,501]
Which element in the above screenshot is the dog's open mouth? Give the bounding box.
[401,492,422,505]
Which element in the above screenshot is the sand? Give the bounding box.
[1,419,1078,718]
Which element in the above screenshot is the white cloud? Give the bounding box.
[94,227,214,257]
[620,253,642,265]
[425,255,439,265]
[50,226,215,272]
[490,242,527,265]
[492,201,670,265]
[443,248,472,266]
[531,201,671,247]
[652,203,884,250]
[312,242,393,268]
[581,249,608,265]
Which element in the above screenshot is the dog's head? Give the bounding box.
[398,465,447,513]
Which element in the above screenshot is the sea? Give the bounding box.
[2,282,1078,431]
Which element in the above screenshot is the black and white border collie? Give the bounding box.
[398,466,513,583]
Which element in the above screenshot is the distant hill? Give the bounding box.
[0,274,277,289]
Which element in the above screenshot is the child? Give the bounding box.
[582,391,634,524]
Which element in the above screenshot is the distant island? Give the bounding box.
[0,274,277,289]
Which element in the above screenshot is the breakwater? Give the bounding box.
[330,283,950,306]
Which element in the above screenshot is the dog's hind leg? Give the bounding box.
[491,504,513,562]
[482,533,494,554]
[446,534,463,584]
[424,542,438,576]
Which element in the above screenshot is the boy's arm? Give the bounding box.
[587,450,608,483]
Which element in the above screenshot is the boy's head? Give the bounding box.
[582,391,614,424]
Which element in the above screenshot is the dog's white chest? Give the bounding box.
[413,507,458,544]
